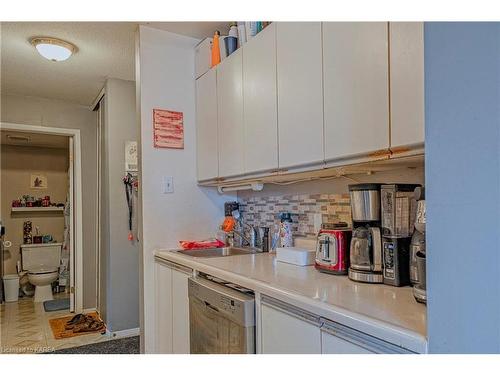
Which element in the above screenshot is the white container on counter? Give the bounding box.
[276,247,316,266]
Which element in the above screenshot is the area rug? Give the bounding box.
[44,298,70,312]
[50,336,140,354]
[48,312,106,339]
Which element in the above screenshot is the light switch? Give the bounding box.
[162,176,174,193]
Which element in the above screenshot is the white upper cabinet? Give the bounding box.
[323,22,390,163]
[276,22,324,170]
[243,23,279,174]
[217,49,245,178]
[389,22,425,150]
[196,69,218,181]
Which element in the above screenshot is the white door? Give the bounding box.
[323,22,390,163]
[68,136,75,312]
[217,49,245,177]
[321,330,374,354]
[260,301,321,354]
[196,69,219,181]
[276,22,324,169]
[155,262,173,353]
[389,22,425,150]
[243,23,278,174]
[172,268,190,354]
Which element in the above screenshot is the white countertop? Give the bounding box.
[155,249,427,353]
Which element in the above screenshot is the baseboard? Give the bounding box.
[106,327,140,339]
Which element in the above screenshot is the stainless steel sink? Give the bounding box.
[176,247,258,258]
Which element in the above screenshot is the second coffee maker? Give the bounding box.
[348,184,384,283]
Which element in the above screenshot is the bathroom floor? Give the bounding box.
[1,293,110,354]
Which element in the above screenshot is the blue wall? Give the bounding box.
[425,22,500,353]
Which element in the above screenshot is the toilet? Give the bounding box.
[20,243,62,302]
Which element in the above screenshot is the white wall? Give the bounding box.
[136,26,233,353]
[1,94,97,309]
[425,22,500,353]
[100,78,139,332]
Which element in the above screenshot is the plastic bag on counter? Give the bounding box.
[179,238,225,250]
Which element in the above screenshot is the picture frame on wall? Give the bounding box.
[152,108,184,149]
[30,174,48,189]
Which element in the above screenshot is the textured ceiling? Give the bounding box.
[144,22,230,39]
[1,22,228,106]
[1,22,137,106]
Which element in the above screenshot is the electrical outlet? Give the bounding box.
[162,176,174,193]
[313,213,323,233]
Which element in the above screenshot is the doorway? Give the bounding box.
[0,122,83,312]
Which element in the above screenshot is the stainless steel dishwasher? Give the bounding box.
[188,276,255,354]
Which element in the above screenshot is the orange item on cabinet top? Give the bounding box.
[221,216,236,233]
[211,30,221,67]
[179,239,225,249]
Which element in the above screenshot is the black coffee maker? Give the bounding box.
[380,184,420,287]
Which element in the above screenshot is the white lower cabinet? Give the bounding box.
[259,295,413,354]
[171,267,190,354]
[321,330,373,354]
[320,320,375,354]
[154,258,192,354]
[260,296,321,354]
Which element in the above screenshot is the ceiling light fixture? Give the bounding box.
[30,37,78,62]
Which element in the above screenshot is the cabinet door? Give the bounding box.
[217,49,245,177]
[155,262,173,354]
[261,301,321,354]
[243,23,278,174]
[196,68,218,181]
[321,330,374,354]
[323,22,390,163]
[172,268,190,354]
[389,22,425,149]
[276,22,324,169]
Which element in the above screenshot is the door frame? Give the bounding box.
[0,122,84,312]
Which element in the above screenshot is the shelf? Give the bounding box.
[11,206,64,213]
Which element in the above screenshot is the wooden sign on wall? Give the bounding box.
[153,109,184,149]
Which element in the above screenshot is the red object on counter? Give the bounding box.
[179,239,225,250]
[315,226,352,275]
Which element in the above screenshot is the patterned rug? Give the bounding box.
[49,312,106,339]
[50,336,140,354]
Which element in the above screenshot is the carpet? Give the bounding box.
[44,298,70,312]
[51,336,140,354]
[49,312,106,339]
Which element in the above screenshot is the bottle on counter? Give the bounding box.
[279,212,293,247]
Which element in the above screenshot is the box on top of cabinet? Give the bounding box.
[195,37,213,79]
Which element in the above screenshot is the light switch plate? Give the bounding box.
[163,176,174,193]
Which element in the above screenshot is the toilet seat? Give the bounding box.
[28,266,58,275]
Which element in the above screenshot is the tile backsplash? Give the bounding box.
[238,193,352,238]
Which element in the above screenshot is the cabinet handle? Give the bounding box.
[261,295,321,327]
[319,318,413,354]
[155,256,193,274]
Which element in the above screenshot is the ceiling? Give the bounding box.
[1,22,228,106]
[1,130,69,149]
